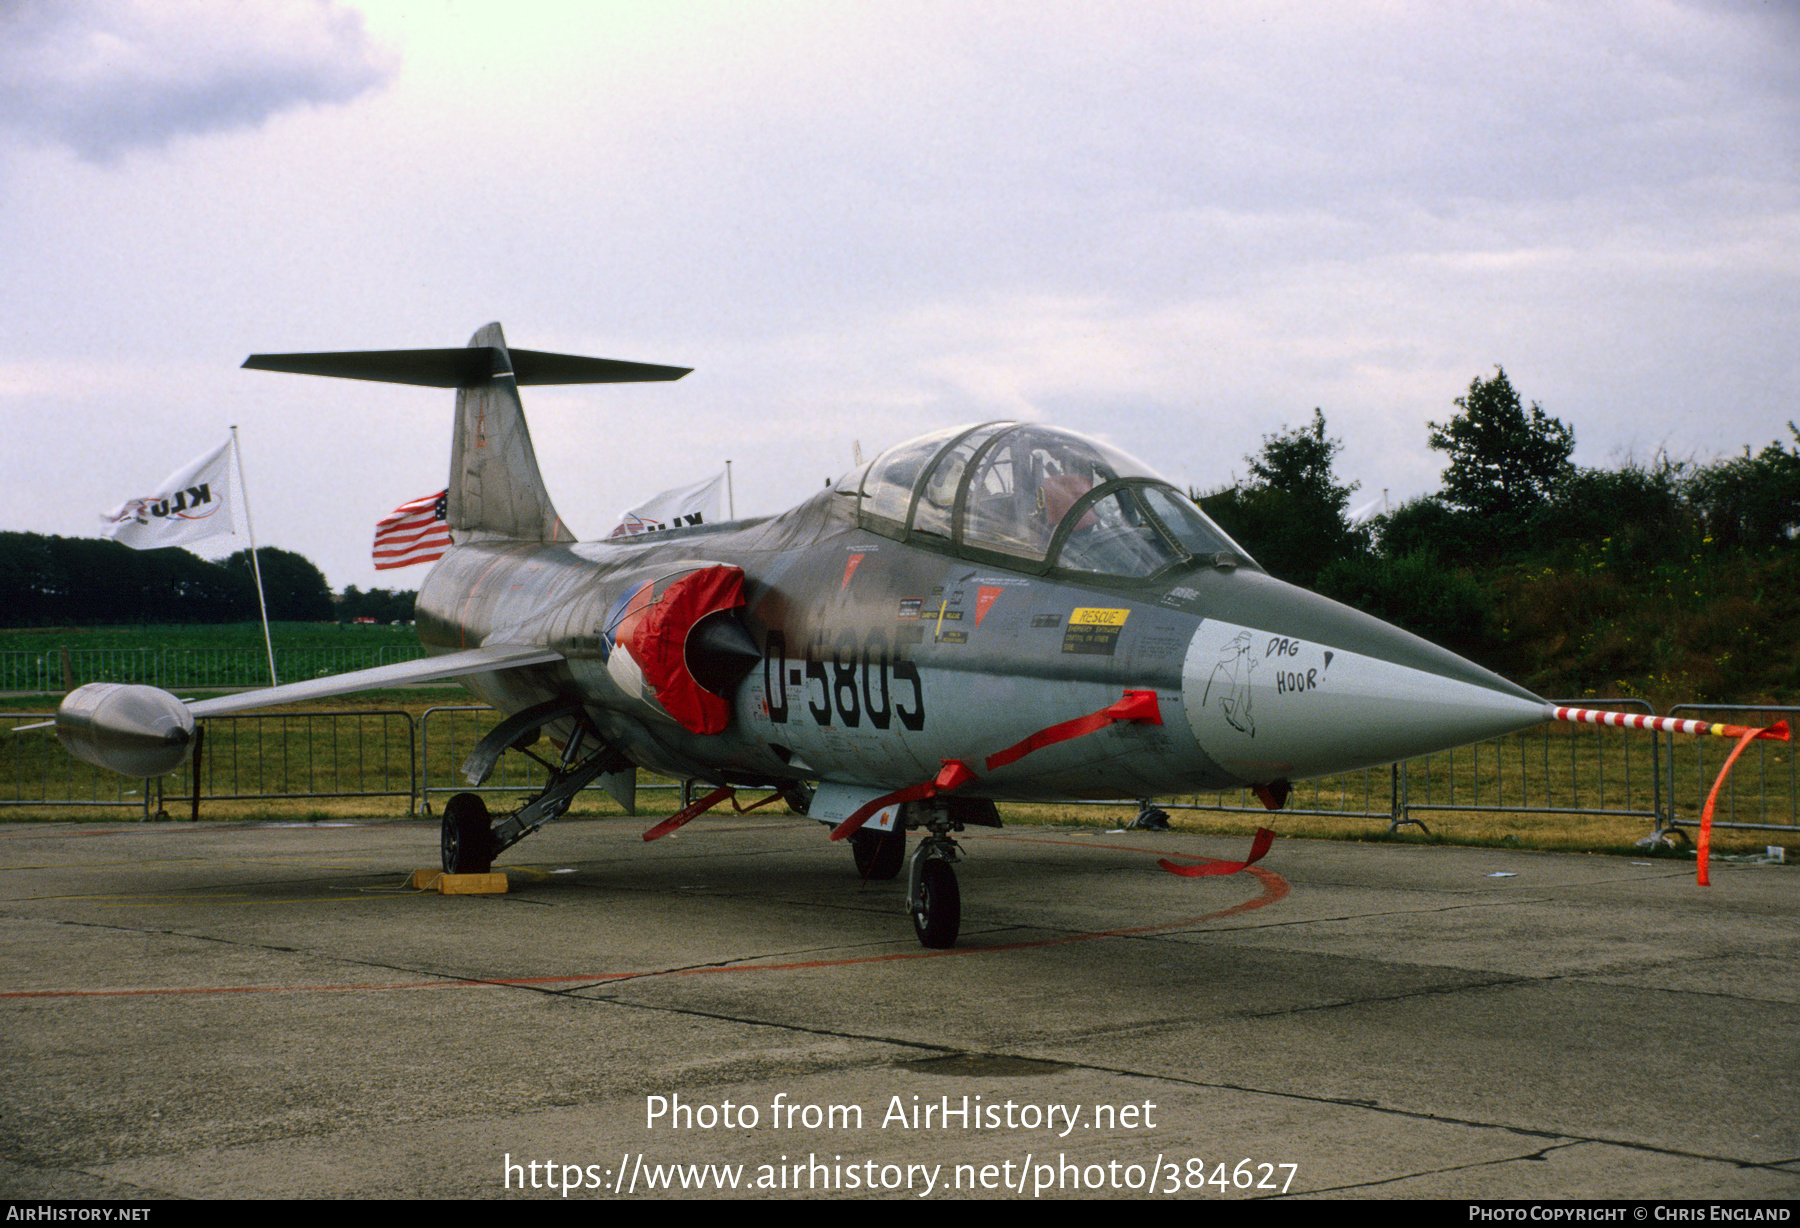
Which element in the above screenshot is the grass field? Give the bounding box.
[0,624,424,693]
[0,622,418,654]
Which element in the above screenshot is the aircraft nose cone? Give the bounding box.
[1182,572,1550,784]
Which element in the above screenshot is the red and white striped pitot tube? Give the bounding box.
[1552,706,1789,742]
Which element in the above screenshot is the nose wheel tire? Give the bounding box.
[850,827,906,880]
[911,858,961,948]
[442,792,494,874]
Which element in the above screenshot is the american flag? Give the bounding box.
[372,490,452,570]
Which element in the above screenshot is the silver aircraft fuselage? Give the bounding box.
[416,479,1546,807]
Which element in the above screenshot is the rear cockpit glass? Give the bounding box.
[913,423,1010,541]
[956,426,1145,561]
[861,424,995,528]
[960,435,1047,561]
[856,421,1249,578]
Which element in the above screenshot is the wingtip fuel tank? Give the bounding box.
[55,683,196,778]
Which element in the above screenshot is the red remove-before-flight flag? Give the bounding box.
[373,490,453,570]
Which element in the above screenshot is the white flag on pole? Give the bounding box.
[100,438,236,550]
[607,471,726,539]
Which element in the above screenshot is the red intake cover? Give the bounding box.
[618,565,747,735]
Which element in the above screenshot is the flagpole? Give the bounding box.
[231,426,278,686]
[725,460,735,520]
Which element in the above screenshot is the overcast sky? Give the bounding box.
[3,0,1796,593]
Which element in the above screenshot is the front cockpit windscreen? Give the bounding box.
[858,422,1249,579]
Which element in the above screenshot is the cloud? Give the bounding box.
[0,0,395,160]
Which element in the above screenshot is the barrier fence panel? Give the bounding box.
[4,695,1784,834]
[420,705,555,812]
[155,710,416,816]
[1131,699,1664,833]
[65,648,160,687]
[157,648,264,689]
[0,652,54,693]
[1,713,151,815]
[1664,705,1799,836]
[275,647,412,683]
[1399,698,1661,833]
[0,645,429,694]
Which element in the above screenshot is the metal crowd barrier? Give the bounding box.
[1396,697,1661,832]
[2,712,151,817]
[1663,704,1799,838]
[0,645,427,693]
[417,705,678,814]
[153,709,417,818]
[3,700,1793,841]
[1137,699,1663,835]
[419,705,555,813]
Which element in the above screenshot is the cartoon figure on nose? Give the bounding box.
[1203,630,1258,736]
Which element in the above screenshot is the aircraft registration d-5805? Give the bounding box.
[53,323,1558,947]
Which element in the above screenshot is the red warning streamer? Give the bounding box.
[1554,706,1787,887]
[829,690,1165,842]
[1158,827,1276,877]
[828,760,975,842]
[984,690,1163,772]
[1697,725,1765,887]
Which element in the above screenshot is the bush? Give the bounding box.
[1316,550,1492,658]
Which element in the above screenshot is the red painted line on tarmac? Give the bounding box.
[2,979,465,999]
[1,834,1288,1000]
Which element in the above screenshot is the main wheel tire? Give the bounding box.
[441,792,494,874]
[850,827,905,880]
[911,858,961,948]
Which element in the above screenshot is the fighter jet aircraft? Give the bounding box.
[52,323,1556,948]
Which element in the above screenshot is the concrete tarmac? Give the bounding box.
[1,814,1795,1201]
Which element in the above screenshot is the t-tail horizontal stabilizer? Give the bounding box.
[240,348,690,387]
[243,323,691,546]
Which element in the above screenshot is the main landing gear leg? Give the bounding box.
[439,703,629,873]
[907,805,963,948]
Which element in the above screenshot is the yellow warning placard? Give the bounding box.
[1063,608,1130,655]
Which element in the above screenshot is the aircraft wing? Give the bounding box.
[184,643,565,717]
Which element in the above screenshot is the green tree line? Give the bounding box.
[1198,369,1800,705]
[0,533,416,626]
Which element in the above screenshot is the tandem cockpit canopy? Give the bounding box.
[847,422,1251,579]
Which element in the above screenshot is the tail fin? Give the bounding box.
[448,322,571,543]
[243,323,690,544]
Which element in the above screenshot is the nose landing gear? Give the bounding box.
[907,793,976,948]
[909,840,961,948]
